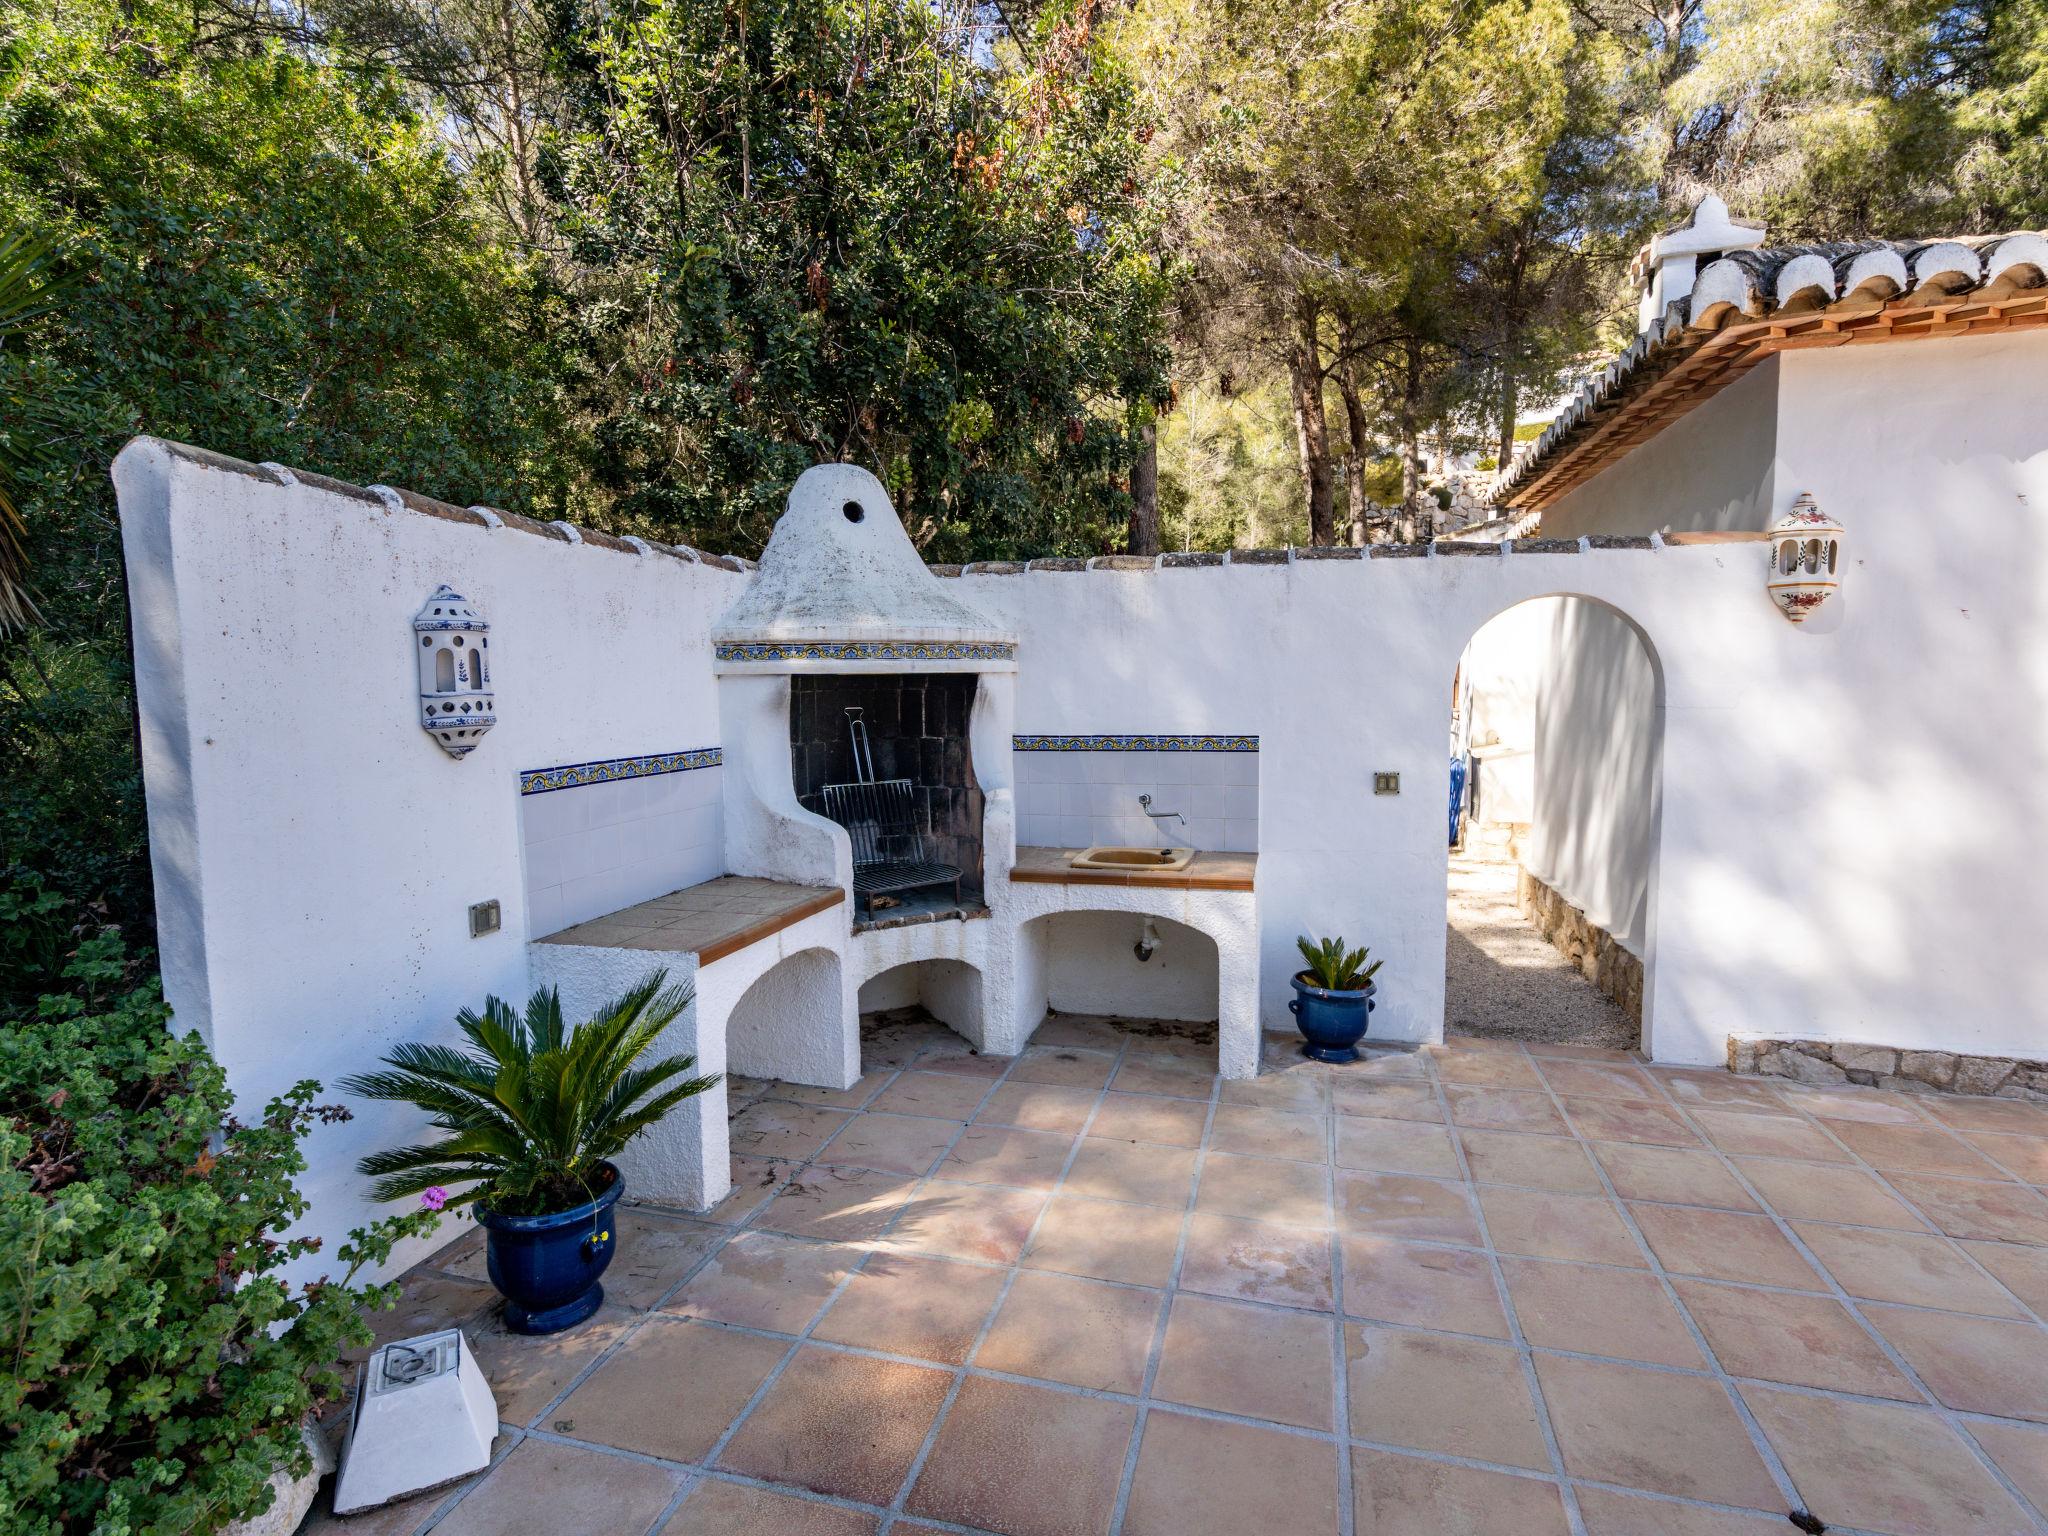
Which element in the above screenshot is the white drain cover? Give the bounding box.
[333,1330,497,1514]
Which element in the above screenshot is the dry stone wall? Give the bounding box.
[1729,1037,2048,1102]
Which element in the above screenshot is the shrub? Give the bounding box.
[0,935,436,1535]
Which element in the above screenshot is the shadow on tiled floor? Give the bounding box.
[309,1011,2048,1536]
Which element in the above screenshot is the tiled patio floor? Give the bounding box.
[313,1017,2048,1536]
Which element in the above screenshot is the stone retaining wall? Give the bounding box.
[1515,865,1643,1025]
[1728,1037,2048,1102]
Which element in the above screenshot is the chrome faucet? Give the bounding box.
[1138,793,1185,828]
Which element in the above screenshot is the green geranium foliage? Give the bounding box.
[0,936,438,1536]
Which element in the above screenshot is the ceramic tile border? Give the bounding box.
[519,747,721,796]
[1012,733,1259,752]
[714,640,1016,662]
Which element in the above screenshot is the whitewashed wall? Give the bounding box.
[114,440,747,1279]
[519,760,724,936]
[1014,745,1259,851]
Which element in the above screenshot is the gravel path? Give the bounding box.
[1444,849,1640,1051]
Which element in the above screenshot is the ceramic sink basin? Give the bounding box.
[1069,846,1195,871]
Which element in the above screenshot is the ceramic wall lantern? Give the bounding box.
[414,585,495,757]
[1766,493,1844,624]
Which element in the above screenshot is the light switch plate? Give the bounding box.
[468,899,501,937]
[1373,772,1400,795]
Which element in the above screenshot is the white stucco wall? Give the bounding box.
[519,763,723,936]
[113,441,746,1279]
[1040,910,1221,1021]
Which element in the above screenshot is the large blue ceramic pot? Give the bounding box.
[474,1163,623,1335]
[1288,975,1378,1063]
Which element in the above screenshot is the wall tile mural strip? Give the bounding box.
[716,640,1016,662]
[1013,734,1259,753]
[520,748,721,796]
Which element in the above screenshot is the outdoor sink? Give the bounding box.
[1069,846,1195,871]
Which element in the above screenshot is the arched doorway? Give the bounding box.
[1447,595,1663,1053]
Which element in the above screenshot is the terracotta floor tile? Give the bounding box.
[1154,1293,1336,1429]
[1008,1044,1117,1088]
[1573,1487,1799,1534]
[1592,1143,1759,1211]
[1436,1049,1545,1089]
[554,1316,787,1460]
[1061,1138,1198,1207]
[810,1252,1007,1364]
[705,1155,797,1224]
[753,1166,919,1244]
[912,1041,1009,1079]
[1500,1258,1703,1367]
[1208,1104,1328,1161]
[727,1101,855,1161]
[976,1270,1161,1393]
[870,1070,993,1120]
[1330,1078,1443,1122]
[355,1272,496,1357]
[1674,1279,1917,1397]
[1180,1211,1334,1309]
[1968,1132,2048,1185]
[1528,1041,1641,1062]
[662,1232,861,1333]
[1651,1070,1794,1114]
[1445,1085,1570,1135]
[1774,1084,1930,1124]
[860,1018,955,1071]
[1221,1070,1331,1112]
[1479,1187,1644,1266]
[1350,1449,1569,1536]
[659,1480,878,1536]
[1340,1236,1509,1338]
[1534,1353,1781,1508]
[1123,1411,1340,1536]
[1337,1170,1481,1245]
[1833,1120,2012,1179]
[591,1210,722,1308]
[973,1080,1101,1134]
[1793,1221,2029,1316]
[1087,1092,1209,1147]
[892,1181,1045,1263]
[716,1345,952,1504]
[1916,1095,2048,1137]
[1460,1129,1605,1193]
[1346,1323,1548,1468]
[1731,1158,1927,1230]
[1562,1095,1702,1147]
[1960,1238,2048,1313]
[907,1376,1134,1536]
[1341,1045,1434,1078]
[1335,1118,1461,1177]
[1741,1383,2034,1536]
[815,1112,960,1176]
[1109,1058,1215,1099]
[1889,1172,2048,1243]
[1967,1417,2048,1518]
[1197,1151,1333,1228]
[937,1126,1076,1191]
[1031,1014,1132,1050]
[1630,1205,1819,1288]
[1022,1194,1184,1286]
[467,1303,637,1426]
[1864,1303,2048,1421]
[765,1074,890,1112]
[432,1439,680,1536]
[1690,1109,1852,1163]
[1536,1059,1659,1100]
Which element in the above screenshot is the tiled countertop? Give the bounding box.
[538,876,843,964]
[1009,846,1257,892]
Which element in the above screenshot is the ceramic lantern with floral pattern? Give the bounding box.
[1766,493,1845,624]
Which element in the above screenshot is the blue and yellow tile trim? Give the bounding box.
[716,640,1016,663]
[1012,734,1258,752]
[520,747,721,796]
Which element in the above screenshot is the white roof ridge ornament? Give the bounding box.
[1633,193,1769,335]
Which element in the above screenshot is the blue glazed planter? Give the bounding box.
[474,1164,623,1335]
[1288,975,1378,1063]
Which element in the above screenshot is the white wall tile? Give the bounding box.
[1223,784,1259,820]
[1223,818,1259,852]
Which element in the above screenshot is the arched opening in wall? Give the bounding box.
[857,958,987,1070]
[1447,596,1662,1054]
[727,947,846,1085]
[1017,909,1221,1064]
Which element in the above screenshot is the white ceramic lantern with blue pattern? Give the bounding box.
[414,585,495,757]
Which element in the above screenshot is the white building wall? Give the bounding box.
[1014,746,1259,852]
[519,761,723,936]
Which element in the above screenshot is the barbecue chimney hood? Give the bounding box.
[712,464,1015,674]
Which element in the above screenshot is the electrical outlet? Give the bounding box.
[1373,772,1401,795]
[468,899,501,937]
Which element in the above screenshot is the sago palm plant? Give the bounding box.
[1296,935,1383,991]
[343,969,716,1216]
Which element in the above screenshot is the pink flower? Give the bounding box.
[420,1187,448,1211]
